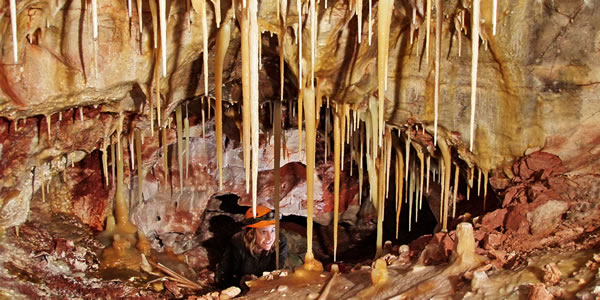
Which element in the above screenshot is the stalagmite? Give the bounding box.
[216,14,231,189]
[377,0,393,146]
[176,105,184,190]
[433,0,442,146]
[137,0,143,34]
[159,0,167,77]
[116,133,137,233]
[249,0,260,216]
[453,164,459,218]
[10,0,18,63]
[92,0,98,40]
[470,0,480,152]
[493,0,497,35]
[240,1,252,194]
[102,141,109,186]
[184,107,190,179]
[438,138,452,231]
[135,131,143,204]
[333,106,341,261]
[483,170,488,210]
[425,0,431,62]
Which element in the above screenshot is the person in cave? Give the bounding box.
[215,205,288,289]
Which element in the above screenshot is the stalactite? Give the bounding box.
[426,154,431,193]
[273,98,282,268]
[200,0,209,96]
[111,142,116,186]
[477,167,482,196]
[438,138,451,231]
[408,157,415,231]
[357,0,363,43]
[492,0,497,35]
[310,0,316,87]
[333,105,341,262]
[377,0,393,147]
[368,0,372,45]
[150,0,158,48]
[212,0,222,27]
[453,164,459,218]
[129,134,135,170]
[249,0,260,216]
[325,107,329,163]
[358,123,364,205]
[92,0,98,40]
[40,167,45,202]
[10,0,18,63]
[46,115,51,140]
[137,0,143,34]
[216,14,231,189]
[417,148,424,210]
[433,0,442,146]
[304,83,321,269]
[405,132,411,180]
[467,167,472,200]
[425,0,431,63]
[202,106,206,138]
[102,140,109,186]
[184,105,190,179]
[80,107,84,123]
[240,2,252,194]
[375,154,385,257]
[483,170,488,211]
[159,0,167,77]
[135,130,143,204]
[297,0,303,86]
[162,128,168,187]
[384,128,392,199]
[176,105,184,190]
[154,47,162,127]
[394,147,404,239]
[341,104,346,171]
[470,0,480,151]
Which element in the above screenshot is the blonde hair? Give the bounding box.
[243,228,274,258]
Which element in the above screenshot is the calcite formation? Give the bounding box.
[0,0,600,299]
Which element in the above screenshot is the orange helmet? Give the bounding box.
[243,205,276,228]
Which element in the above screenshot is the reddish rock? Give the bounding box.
[529,283,554,300]
[505,203,531,234]
[484,232,504,250]
[480,209,508,230]
[543,263,562,285]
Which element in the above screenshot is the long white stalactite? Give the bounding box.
[470,0,480,152]
[159,0,167,77]
[10,0,18,63]
[248,0,260,216]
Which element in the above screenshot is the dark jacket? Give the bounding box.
[216,231,288,289]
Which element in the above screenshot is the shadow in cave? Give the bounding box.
[201,194,246,270]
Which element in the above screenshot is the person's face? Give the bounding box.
[255,225,276,251]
